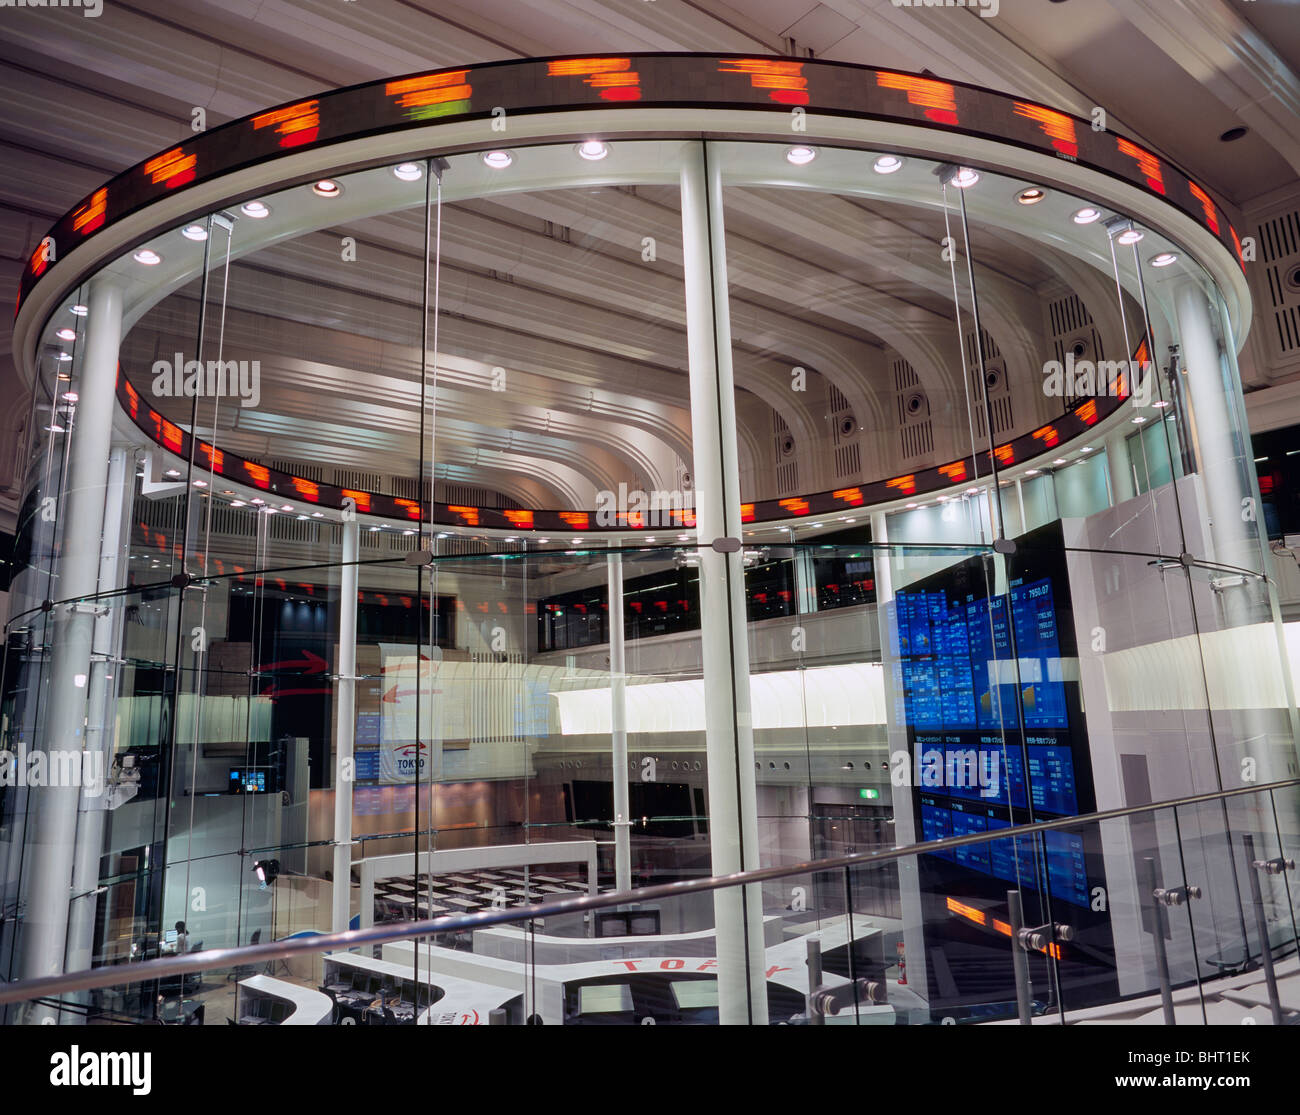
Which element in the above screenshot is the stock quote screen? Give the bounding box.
[895,531,1091,911]
[894,524,1116,1013]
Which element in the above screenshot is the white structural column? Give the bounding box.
[1103,429,1136,505]
[65,446,133,978]
[607,543,631,892]
[679,143,768,1025]
[18,277,123,1000]
[331,515,360,933]
[1174,283,1256,575]
[870,510,929,1002]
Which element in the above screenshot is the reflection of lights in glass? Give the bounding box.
[45,424,65,433]
[1016,187,1045,204]
[1081,446,1095,452]
[786,145,816,166]
[1025,469,1040,476]
[576,140,608,160]
[55,352,73,361]
[230,500,246,507]
[393,162,423,181]
[1152,399,1171,409]
[62,391,78,401]
[193,479,207,487]
[482,150,513,169]
[873,155,903,174]
[241,201,270,218]
[312,179,341,197]
[1132,415,1147,424]
[1151,252,1178,267]
[133,248,162,265]
[70,304,88,316]
[1072,207,1101,224]
[165,469,181,478]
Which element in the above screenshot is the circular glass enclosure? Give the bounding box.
[4,56,1295,1028]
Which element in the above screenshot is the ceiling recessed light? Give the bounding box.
[280,504,293,511]
[1072,207,1102,224]
[1151,252,1178,267]
[1152,399,1171,408]
[1053,458,1067,465]
[873,154,903,174]
[1081,446,1095,453]
[133,248,162,265]
[576,140,609,161]
[181,223,208,241]
[905,502,918,509]
[1025,469,1040,476]
[786,145,817,166]
[230,500,246,507]
[1016,187,1046,205]
[311,511,324,518]
[241,201,270,218]
[312,179,342,198]
[62,390,78,401]
[948,167,979,188]
[1132,415,1148,424]
[1220,126,1248,143]
[165,469,181,478]
[70,304,88,316]
[45,424,65,433]
[192,479,207,488]
[482,150,513,169]
[392,162,423,181]
[55,352,72,362]
[55,327,76,341]
[1117,227,1144,245]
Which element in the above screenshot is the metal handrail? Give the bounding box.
[2,775,1297,1006]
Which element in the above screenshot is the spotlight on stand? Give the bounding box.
[253,859,280,889]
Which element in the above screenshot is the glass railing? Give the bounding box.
[2,778,1297,1026]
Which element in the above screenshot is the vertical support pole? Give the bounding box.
[793,546,818,617]
[805,936,822,1025]
[607,542,631,893]
[65,446,133,978]
[679,142,767,1025]
[1243,834,1284,1026]
[1141,856,1177,1026]
[1007,889,1032,1025]
[331,515,360,933]
[18,276,122,1010]
[1104,429,1136,505]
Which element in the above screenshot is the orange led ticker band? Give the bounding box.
[1013,103,1078,158]
[252,100,321,148]
[385,72,471,120]
[1116,137,1165,195]
[1188,181,1220,235]
[718,59,809,105]
[938,462,968,484]
[885,475,916,495]
[71,188,108,235]
[144,147,197,189]
[547,58,640,102]
[876,72,958,126]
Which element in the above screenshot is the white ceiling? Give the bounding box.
[1,0,1296,524]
